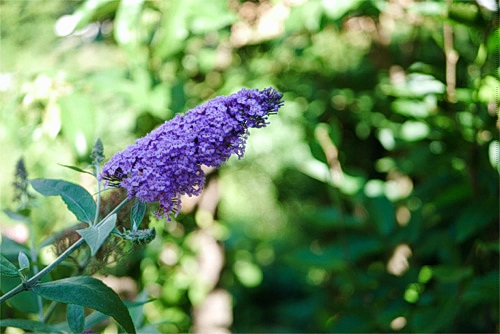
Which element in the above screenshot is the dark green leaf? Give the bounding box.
[290,246,346,271]
[67,304,85,333]
[364,196,395,236]
[58,163,94,176]
[303,207,364,230]
[0,276,40,314]
[78,299,153,332]
[77,214,117,256]
[410,301,460,332]
[131,200,146,231]
[33,276,135,333]
[456,199,498,242]
[462,272,500,305]
[431,265,474,282]
[30,179,96,224]
[0,255,22,278]
[0,319,64,333]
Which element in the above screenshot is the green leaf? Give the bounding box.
[456,199,498,242]
[188,0,236,34]
[447,2,482,26]
[391,98,431,118]
[364,196,395,236]
[67,304,85,333]
[131,200,146,231]
[0,277,40,313]
[462,272,500,305]
[58,93,96,157]
[72,0,119,30]
[323,0,364,20]
[153,0,189,59]
[69,299,153,333]
[431,265,474,282]
[33,276,136,334]
[290,246,346,271]
[114,0,144,49]
[0,319,64,333]
[58,163,94,176]
[30,179,96,224]
[77,214,117,256]
[0,241,40,313]
[399,120,430,142]
[0,255,22,278]
[17,251,30,271]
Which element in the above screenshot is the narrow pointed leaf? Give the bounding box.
[58,163,94,176]
[131,200,147,231]
[77,214,117,256]
[33,276,135,333]
[30,179,96,224]
[0,255,22,278]
[67,304,85,333]
[0,319,64,333]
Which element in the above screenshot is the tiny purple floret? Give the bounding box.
[100,88,284,218]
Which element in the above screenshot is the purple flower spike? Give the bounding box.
[100,87,284,219]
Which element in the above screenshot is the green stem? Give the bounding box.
[93,163,102,227]
[27,220,43,320]
[0,198,131,304]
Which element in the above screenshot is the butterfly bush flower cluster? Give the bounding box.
[100,88,284,218]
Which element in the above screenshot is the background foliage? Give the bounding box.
[1,0,498,332]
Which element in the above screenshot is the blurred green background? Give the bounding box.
[0,0,498,332]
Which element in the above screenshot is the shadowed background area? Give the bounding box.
[0,0,498,332]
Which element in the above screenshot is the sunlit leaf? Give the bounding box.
[58,93,96,158]
[233,260,263,288]
[323,0,364,20]
[114,0,144,49]
[399,121,430,142]
[153,0,189,59]
[72,0,119,30]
